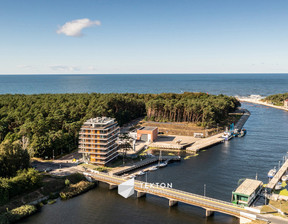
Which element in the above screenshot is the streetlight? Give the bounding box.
[204,184,206,197]
[53,150,55,160]
[145,172,148,182]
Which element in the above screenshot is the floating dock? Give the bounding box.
[266,159,288,190]
[110,156,180,175]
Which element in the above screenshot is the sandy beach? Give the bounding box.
[237,97,288,112]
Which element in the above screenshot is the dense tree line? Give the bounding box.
[145,92,240,125]
[264,93,288,106]
[0,93,239,159]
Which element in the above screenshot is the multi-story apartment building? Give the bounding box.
[78,117,119,166]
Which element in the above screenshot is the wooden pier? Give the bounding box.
[266,159,288,190]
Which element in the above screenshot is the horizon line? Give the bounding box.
[0,72,288,76]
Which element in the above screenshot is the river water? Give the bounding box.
[20,102,288,224]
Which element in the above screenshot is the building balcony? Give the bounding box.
[79,127,120,135]
[78,144,118,153]
[80,124,119,132]
[79,132,119,142]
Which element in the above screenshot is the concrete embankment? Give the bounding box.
[186,133,224,154]
[186,109,250,154]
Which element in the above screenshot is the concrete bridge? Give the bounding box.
[85,171,270,224]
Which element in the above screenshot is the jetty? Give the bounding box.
[266,159,288,190]
[186,109,250,154]
[84,171,270,224]
[234,109,250,130]
[110,156,180,175]
[186,133,224,154]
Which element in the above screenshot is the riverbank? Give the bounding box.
[238,97,288,112]
[0,173,94,223]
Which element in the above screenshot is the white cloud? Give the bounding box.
[57,18,101,37]
[49,65,80,72]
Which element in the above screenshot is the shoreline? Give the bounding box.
[238,98,288,112]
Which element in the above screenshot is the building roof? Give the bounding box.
[138,126,158,131]
[84,117,116,126]
[234,179,263,196]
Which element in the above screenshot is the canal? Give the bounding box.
[21,103,288,224]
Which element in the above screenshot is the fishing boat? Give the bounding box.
[281,175,288,182]
[267,167,277,178]
[222,132,233,141]
[275,182,282,190]
[238,129,247,137]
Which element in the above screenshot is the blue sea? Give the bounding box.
[0,73,287,96]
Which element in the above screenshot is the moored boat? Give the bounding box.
[275,182,282,190]
[159,162,167,168]
[222,132,233,141]
[149,166,158,171]
[137,171,145,176]
[281,175,288,182]
[238,129,247,137]
[267,167,277,178]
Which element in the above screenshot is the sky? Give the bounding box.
[0,0,288,74]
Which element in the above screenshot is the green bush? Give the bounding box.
[60,181,95,200]
[0,205,37,224]
[65,179,70,186]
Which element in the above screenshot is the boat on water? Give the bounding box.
[238,129,247,137]
[158,162,168,168]
[157,150,167,168]
[275,182,282,190]
[267,167,277,178]
[137,171,145,176]
[149,166,158,171]
[281,174,288,182]
[222,132,233,141]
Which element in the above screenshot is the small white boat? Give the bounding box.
[222,132,233,141]
[268,167,277,178]
[275,182,282,190]
[281,175,288,182]
[137,171,145,176]
[149,166,158,171]
[158,162,168,168]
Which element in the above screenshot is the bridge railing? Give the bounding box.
[134,181,241,215]
[89,172,243,211]
[134,180,243,208]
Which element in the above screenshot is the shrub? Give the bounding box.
[0,205,37,223]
